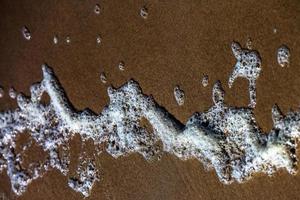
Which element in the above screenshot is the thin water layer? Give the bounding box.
[0,64,299,197]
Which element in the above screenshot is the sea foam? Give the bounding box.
[0,63,299,197]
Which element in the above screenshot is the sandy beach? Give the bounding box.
[1,0,300,199]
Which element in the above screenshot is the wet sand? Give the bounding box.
[1,0,300,199]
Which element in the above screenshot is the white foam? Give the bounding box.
[140,7,148,19]
[202,74,209,87]
[53,35,58,44]
[96,35,102,45]
[100,72,107,84]
[0,87,4,98]
[94,4,101,15]
[0,64,300,197]
[65,36,71,44]
[21,26,31,41]
[277,45,290,67]
[118,61,125,71]
[174,85,185,106]
[228,41,262,108]
[8,87,17,99]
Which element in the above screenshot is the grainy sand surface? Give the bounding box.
[1,0,300,199]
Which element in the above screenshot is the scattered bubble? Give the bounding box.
[94,4,101,15]
[9,87,17,99]
[140,6,148,19]
[21,26,31,40]
[246,37,252,50]
[174,85,185,106]
[277,45,290,67]
[228,41,261,108]
[53,35,58,44]
[96,35,102,45]
[100,72,107,84]
[65,36,71,44]
[118,61,125,71]
[0,86,4,98]
[202,74,209,87]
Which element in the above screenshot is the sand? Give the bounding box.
[1,0,300,199]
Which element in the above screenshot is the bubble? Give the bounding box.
[0,86,4,98]
[94,4,101,15]
[140,6,148,19]
[9,87,17,99]
[202,74,209,87]
[96,35,102,45]
[174,85,185,106]
[53,35,58,44]
[100,72,107,84]
[65,36,71,44]
[21,26,31,40]
[118,61,125,71]
[277,45,290,67]
[273,28,277,34]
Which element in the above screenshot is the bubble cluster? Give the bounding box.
[118,61,125,71]
[228,41,261,108]
[174,85,185,106]
[277,45,290,67]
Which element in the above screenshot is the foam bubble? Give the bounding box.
[21,26,31,40]
[96,35,102,45]
[100,72,107,84]
[94,4,101,15]
[0,86,4,98]
[202,74,209,87]
[118,61,125,71]
[277,45,290,67]
[53,35,58,44]
[246,37,252,50]
[8,87,17,99]
[65,36,71,44]
[140,7,148,19]
[174,85,185,106]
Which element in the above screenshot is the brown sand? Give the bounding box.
[1,0,300,199]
